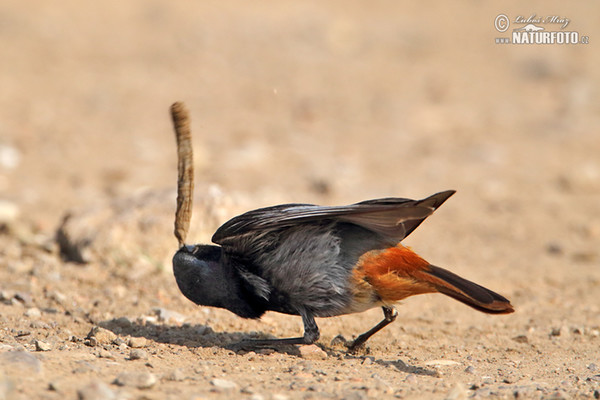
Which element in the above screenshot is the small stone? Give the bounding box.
[587,375,600,382]
[404,374,417,384]
[97,349,114,359]
[594,389,599,399]
[550,327,561,337]
[545,242,563,255]
[113,371,157,389]
[588,363,598,372]
[77,380,116,400]
[512,335,529,344]
[24,308,42,319]
[35,340,52,352]
[211,378,238,390]
[0,200,19,223]
[330,335,348,347]
[165,368,185,382]
[30,320,50,329]
[0,144,20,169]
[128,336,147,348]
[48,380,62,392]
[86,327,117,345]
[14,292,33,307]
[361,356,374,365]
[298,344,328,360]
[48,291,67,305]
[129,349,148,360]
[0,290,15,302]
[464,366,476,374]
[153,307,186,324]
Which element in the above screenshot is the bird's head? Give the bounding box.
[172,244,229,308]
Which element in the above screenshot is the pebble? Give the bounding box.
[0,290,14,302]
[98,349,115,359]
[0,351,43,375]
[48,290,68,305]
[35,340,52,352]
[114,371,157,389]
[550,326,570,337]
[330,335,348,347]
[512,335,529,344]
[86,326,117,345]
[129,349,148,360]
[298,344,328,360]
[211,378,238,390]
[361,356,374,365]
[588,363,597,372]
[48,380,62,392]
[14,292,33,307]
[0,143,20,169]
[30,320,50,329]
[128,336,147,348]
[24,307,42,319]
[0,200,19,223]
[464,366,476,374]
[77,380,116,400]
[165,368,185,382]
[153,307,186,324]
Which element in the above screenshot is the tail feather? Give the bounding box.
[424,265,514,314]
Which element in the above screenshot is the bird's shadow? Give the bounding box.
[99,318,438,377]
[99,318,302,356]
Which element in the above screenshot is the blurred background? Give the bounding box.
[1,2,599,397]
[1,0,599,304]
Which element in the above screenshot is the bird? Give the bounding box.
[172,189,514,351]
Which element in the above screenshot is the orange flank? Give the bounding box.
[352,246,437,304]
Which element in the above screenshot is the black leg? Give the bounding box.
[347,306,397,351]
[230,313,320,351]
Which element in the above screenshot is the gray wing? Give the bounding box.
[212,190,455,246]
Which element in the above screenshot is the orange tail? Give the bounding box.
[420,265,514,314]
[357,246,514,314]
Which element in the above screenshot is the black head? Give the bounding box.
[172,244,229,308]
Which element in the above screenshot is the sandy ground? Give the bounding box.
[1,1,600,399]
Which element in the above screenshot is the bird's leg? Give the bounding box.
[347,306,397,351]
[230,313,320,351]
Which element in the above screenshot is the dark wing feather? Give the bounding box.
[212,190,455,245]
